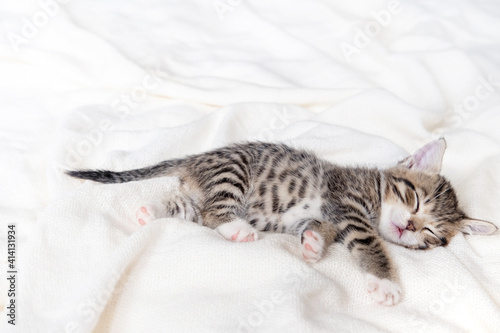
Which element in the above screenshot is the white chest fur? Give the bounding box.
[281,196,323,232]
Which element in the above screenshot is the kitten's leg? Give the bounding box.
[337,217,402,306]
[135,195,199,225]
[202,198,258,243]
[164,196,200,223]
[296,219,336,263]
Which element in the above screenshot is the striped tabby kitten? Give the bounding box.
[67,138,497,306]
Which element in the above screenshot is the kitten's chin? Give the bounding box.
[381,231,417,248]
[379,226,419,248]
[378,224,408,246]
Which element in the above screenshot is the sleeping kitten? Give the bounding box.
[67,138,497,306]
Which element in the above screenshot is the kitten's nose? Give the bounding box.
[406,220,415,231]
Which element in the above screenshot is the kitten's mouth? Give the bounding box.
[392,223,404,239]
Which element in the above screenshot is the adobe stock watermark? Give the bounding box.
[110,64,167,116]
[61,115,114,169]
[249,107,299,142]
[236,267,307,333]
[409,276,468,332]
[64,270,137,333]
[60,63,168,169]
[213,0,244,21]
[7,0,73,53]
[340,0,403,63]
[434,75,499,134]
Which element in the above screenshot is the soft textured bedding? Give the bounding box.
[1,0,500,332]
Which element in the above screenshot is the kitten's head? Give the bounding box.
[378,138,497,249]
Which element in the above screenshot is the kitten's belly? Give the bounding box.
[247,195,323,235]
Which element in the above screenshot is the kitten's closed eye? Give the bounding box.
[422,227,440,241]
[422,227,435,235]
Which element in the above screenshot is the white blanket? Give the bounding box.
[1,0,500,332]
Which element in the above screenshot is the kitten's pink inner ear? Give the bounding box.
[460,218,498,235]
[400,139,446,174]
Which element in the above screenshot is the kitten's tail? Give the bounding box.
[65,159,183,184]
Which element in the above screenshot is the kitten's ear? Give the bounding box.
[398,138,446,174]
[460,218,498,235]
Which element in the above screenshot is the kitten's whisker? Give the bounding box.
[428,186,451,203]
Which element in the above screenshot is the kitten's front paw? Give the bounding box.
[135,202,166,226]
[216,219,259,242]
[301,230,324,263]
[365,274,402,306]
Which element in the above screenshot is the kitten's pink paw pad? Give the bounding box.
[230,231,255,242]
[305,230,318,240]
[241,233,255,242]
[304,243,317,253]
[217,219,259,243]
[366,274,402,306]
[135,202,166,226]
[301,230,324,263]
[136,207,152,225]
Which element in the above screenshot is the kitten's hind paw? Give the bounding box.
[135,202,167,226]
[366,274,402,306]
[301,230,324,263]
[216,219,259,242]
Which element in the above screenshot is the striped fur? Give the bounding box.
[67,139,497,305]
